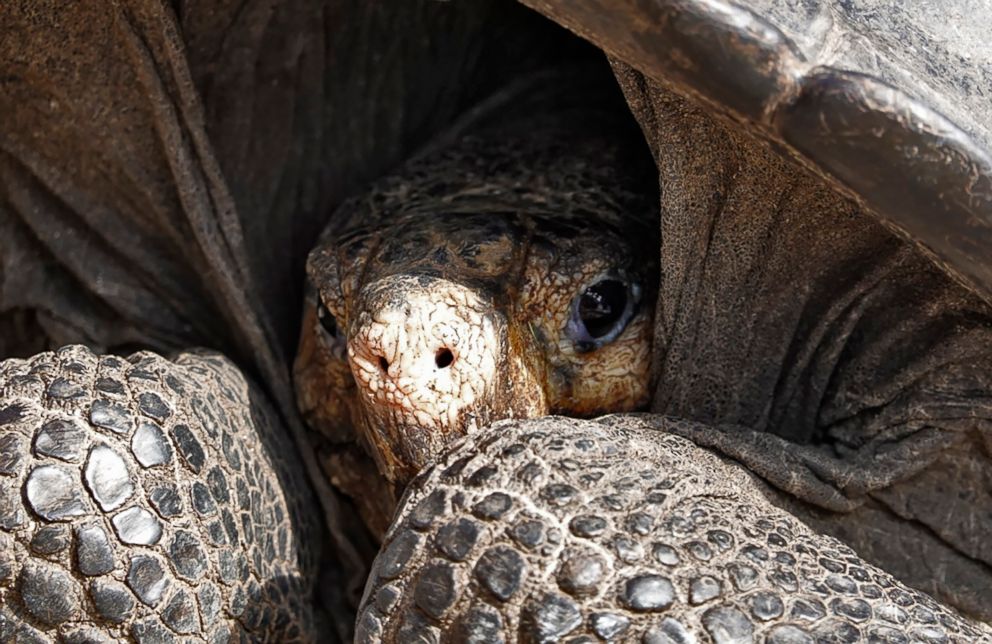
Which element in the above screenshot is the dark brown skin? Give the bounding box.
[293,108,659,533]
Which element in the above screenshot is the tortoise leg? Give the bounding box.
[357,416,991,643]
[0,345,326,642]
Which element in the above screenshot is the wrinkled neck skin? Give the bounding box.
[294,105,658,536]
[613,63,992,621]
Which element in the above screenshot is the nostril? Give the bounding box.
[378,356,390,373]
[435,347,454,369]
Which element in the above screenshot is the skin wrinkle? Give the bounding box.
[822,359,982,449]
[735,178,800,429]
[867,490,992,575]
[3,153,198,345]
[650,112,735,413]
[767,243,905,442]
[821,322,992,442]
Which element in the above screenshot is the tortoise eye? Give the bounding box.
[316,299,338,339]
[566,276,640,352]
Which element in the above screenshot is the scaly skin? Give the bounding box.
[357,417,992,643]
[0,346,324,642]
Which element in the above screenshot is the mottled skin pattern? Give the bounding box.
[358,417,992,643]
[0,346,323,642]
[294,109,659,534]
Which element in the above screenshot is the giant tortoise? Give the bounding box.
[0,1,990,642]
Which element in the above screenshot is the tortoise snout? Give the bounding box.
[354,311,459,387]
[348,276,500,434]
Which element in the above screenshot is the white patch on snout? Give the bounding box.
[348,276,500,433]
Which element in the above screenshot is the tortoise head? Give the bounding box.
[294,121,658,485]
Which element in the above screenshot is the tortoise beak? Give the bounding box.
[347,273,545,484]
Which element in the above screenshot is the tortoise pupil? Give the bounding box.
[316,300,338,338]
[579,279,627,338]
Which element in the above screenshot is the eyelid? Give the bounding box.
[314,286,345,320]
[314,297,348,361]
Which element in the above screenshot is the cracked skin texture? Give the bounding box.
[294,98,660,536]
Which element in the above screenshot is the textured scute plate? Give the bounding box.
[523,0,992,308]
[357,416,990,643]
[0,345,323,642]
